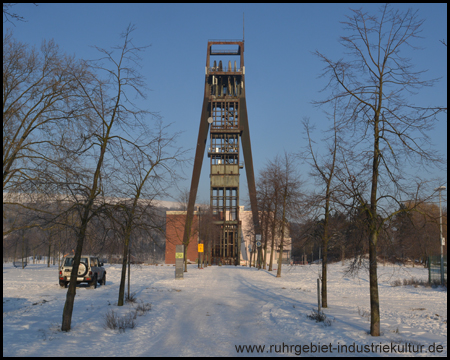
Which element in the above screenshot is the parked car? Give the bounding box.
[59,255,106,289]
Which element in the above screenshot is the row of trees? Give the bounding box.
[252,4,446,337]
[3,20,184,332]
[254,153,303,275]
[3,200,167,266]
[290,202,447,265]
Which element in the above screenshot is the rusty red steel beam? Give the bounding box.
[182,93,210,248]
[239,96,261,237]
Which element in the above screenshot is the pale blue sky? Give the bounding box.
[4,3,447,205]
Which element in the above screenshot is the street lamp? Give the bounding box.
[434,186,446,285]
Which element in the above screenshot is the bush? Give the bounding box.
[103,299,151,333]
[134,300,151,316]
[307,309,332,326]
[125,292,137,303]
[103,310,136,333]
[390,278,431,288]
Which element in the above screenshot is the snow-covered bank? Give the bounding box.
[3,262,447,357]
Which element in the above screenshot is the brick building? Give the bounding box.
[165,211,200,265]
[165,207,291,266]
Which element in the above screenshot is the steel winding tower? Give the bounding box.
[182,40,260,265]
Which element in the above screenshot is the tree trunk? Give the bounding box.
[369,230,380,336]
[118,234,130,306]
[276,222,285,278]
[369,112,381,336]
[184,245,187,272]
[322,241,328,308]
[263,214,269,269]
[21,233,25,269]
[269,197,278,272]
[14,237,18,265]
[257,247,261,269]
[322,197,330,308]
[269,221,276,271]
[61,127,112,332]
[47,241,51,267]
[209,242,212,266]
[127,242,131,300]
[61,218,89,331]
[276,180,288,278]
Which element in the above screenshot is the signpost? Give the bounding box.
[175,244,184,279]
[317,278,321,312]
[256,234,262,269]
[198,244,204,269]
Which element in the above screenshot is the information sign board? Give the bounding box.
[256,234,262,247]
[175,244,184,279]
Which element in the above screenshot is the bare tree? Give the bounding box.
[314,4,445,336]
[256,173,272,269]
[106,121,183,306]
[392,201,446,265]
[275,152,303,278]
[59,24,152,332]
[3,3,37,25]
[3,30,87,195]
[256,162,280,271]
[257,153,303,275]
[301,112,339,308]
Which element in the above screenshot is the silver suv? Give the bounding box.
[59,255,106,289]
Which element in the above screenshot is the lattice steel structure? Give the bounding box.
[182,40,260,265]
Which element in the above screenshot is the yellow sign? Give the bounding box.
[198,244,204,252]
[175,252,183,259]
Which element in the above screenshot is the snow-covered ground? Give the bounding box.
[3,262,447,357]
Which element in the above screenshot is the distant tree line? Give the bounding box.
[289,203,447,267]
[3,199,168,265]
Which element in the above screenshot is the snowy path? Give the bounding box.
[149,266,299,356]
[3,263,447,357]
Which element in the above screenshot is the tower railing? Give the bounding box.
[207,67,243,74]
